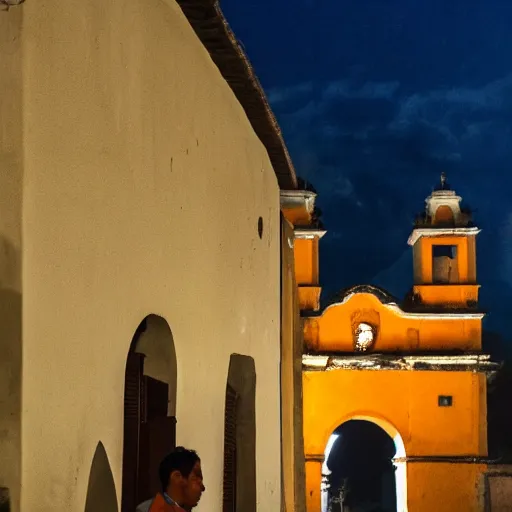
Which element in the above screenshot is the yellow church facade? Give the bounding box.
[284,175,499,511]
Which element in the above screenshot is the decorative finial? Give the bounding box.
[433,172,451,191]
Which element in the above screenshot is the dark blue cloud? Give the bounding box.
[266,74,512,339]
[223,0,512,91]
[222,0,512,345]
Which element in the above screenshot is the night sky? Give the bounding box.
[223,0,512,351]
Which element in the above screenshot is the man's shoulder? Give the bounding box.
[135,499,153,512]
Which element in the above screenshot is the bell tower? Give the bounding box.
[280,185,326,312]
[408,173,481,310]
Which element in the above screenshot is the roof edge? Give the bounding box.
[176,0,298,190]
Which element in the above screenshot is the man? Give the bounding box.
[136,447,205,512]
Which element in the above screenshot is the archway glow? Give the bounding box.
[321,417,407,512]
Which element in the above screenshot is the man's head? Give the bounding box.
[159,447,205,509]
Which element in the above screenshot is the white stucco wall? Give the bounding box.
[0,8,23,511]
[15,0,282,510]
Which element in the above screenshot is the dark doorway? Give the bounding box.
[121,316,177,512]
[326,420,397,512]
[222,354,257,512]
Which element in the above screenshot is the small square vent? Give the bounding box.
[438,395,453,407]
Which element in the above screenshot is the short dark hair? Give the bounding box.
[159,447,200,492]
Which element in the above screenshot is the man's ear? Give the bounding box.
[169,470,183,485]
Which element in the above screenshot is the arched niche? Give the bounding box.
[84,442,118,512]
[321,416,407,512]
[121,315,177,512]
[132,315,177,416]
[433,205,455,226]
[222,354,257,512]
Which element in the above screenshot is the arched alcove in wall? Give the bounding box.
[84,442,118,512]
[321,417,407,512]
[433,205,455,226]
[132,315,177,416]
[222,354,257,512]
[121,315,177,512]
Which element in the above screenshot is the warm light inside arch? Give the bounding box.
[321,415,408,512]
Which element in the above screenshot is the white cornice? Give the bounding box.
[280,190,317,200]
[408,227,481,246]
[303,353,499,373]
[294,229,327,240]
[426,191,461,202]
[303,355,329,368]
[280,190,317,213]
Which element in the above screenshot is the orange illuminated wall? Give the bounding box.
[303,290,483,353]
[303,369,487,511]
[294,238,319,286]
[304,370,487,460]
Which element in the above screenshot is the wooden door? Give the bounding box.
[139,377,176,501]
[223,384,238,512]
[122,355,177,510]
[121,352,145,512]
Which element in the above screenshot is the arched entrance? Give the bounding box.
[321,418,407,512]
[121,315,177,512]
